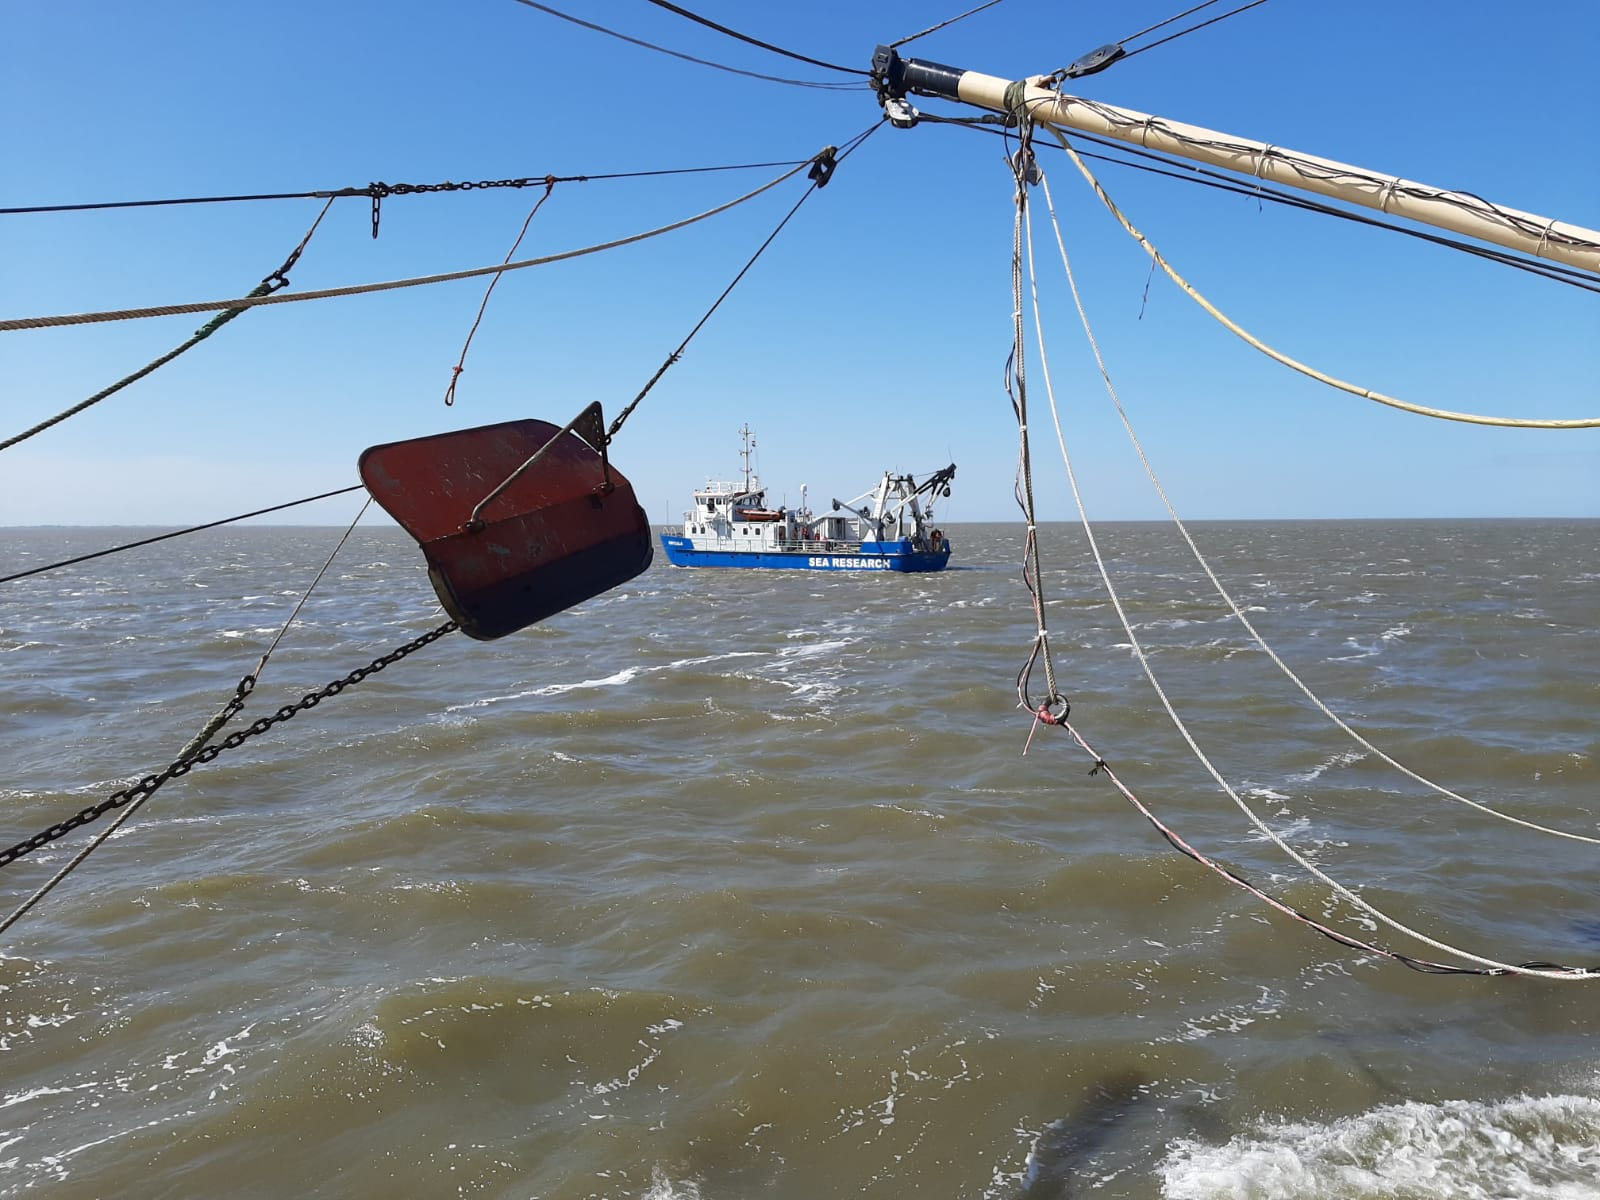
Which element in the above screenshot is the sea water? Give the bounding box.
[1,520,1596,1198]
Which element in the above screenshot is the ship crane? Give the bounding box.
[830,496,885,540]
[832,463,957,543]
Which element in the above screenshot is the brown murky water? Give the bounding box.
[3,520,1598,1198]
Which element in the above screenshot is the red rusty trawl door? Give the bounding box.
[360,405,653,640]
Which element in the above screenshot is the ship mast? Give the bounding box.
[739,423,755,494]
[871,47,1600,277]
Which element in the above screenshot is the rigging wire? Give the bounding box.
[1117,0,1273,65]
[0,616,460,875]
[1014,158,1597,980]
[1003,143,1069,738]
[0,116,872,908]
[1040,123,1600,428]
[1029,164,1600,847]
[1055,722,1504,975]
[0,161,815,218]
[0,497,375,935]
[508,0,865,89]
[918,115,1600,294]
[0,486,366,586]
[0,156,821,332]
[1115,0,1227,46]
[444,177,558,406]
[638,0,869,76]
[1023,91,1597,265]
[606,123,881,444]
[891,0,1008,49]
[0,198,335,455]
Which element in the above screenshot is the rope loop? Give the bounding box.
[1034,695,1071,725]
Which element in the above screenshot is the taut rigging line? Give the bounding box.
[871,48,1600,276]
[1039,124,1600,430]
[0,129,882,925]
[920,115,1600,295]
[508,0,865,90]
[0,199,335,455]
[0,151,832,332]
[0,159,816,219]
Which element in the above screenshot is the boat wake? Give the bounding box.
[1161,1090,1600,1199]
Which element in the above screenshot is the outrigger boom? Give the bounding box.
[871,46,1600,278]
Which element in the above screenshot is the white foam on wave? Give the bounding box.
[641,1165,702,1199]
[776,638,853,661]
[1285,749,1365,786]
[1328,637,1380,662]
[443,651,768,711]
[1161,1092,1600,1199]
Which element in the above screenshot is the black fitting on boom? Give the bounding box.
[871,45,967,104]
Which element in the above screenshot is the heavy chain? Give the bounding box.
[0,621,458,870]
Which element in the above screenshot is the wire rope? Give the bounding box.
[607,122,881,443]
[508,0,864,89]
[0,198,335,453]
[891,0,1008,49]
[1016,161,1596,980]
[0,486,367,585]
[1116,0,1226,46]
[444,177,558,406]
[1030,167,1600,847]
[1040,125,1600,429]
[0,158,817,332]
[1,161,813,218]
[1118,0,1274,64]
[638,0,869,76]
[918,116,1600,294]
[0,495,375,934]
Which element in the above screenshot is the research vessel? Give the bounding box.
[659,427,955,573]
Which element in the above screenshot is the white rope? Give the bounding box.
[1031,170,1600,847]
[1043,126,1600,431]
[0,162,812,332]
[1021,169,1596,980]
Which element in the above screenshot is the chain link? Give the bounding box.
[0,621,458,870]
[366,176,563,197]
[364,177,563,237]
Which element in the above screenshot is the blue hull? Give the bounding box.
[660,536,950,573]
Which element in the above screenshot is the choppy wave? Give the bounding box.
[2,521,1596,1198]
[1162,1090,1600,1199]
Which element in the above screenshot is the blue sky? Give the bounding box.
[3,0,1596,526]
